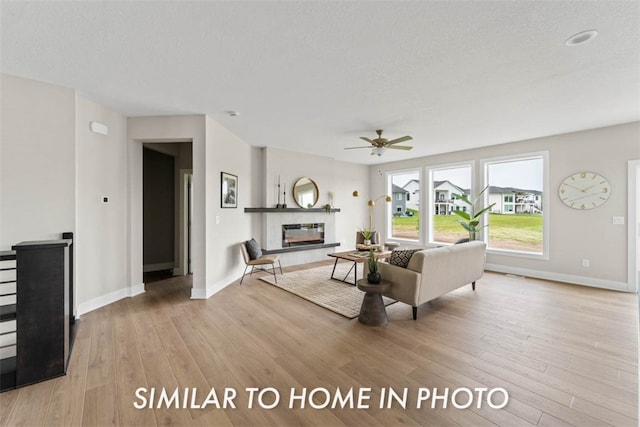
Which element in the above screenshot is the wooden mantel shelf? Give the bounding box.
[244,207,340,213]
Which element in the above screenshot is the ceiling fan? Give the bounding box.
[345,129,413,156]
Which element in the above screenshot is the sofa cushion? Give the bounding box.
[245,238,263,260]
[389,249,421,268]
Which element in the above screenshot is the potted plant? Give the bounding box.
[360,228,375,246]
[452,186,496,241]
[367,249,381,284]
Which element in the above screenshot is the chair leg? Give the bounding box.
[271,263,277,284]
[278,260,283,275]
[240,265,249,284]
[472,281,476,291]
[412,306,417,320]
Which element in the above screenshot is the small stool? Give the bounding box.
[356,279,391,326]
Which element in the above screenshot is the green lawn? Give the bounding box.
[392,212,543,252]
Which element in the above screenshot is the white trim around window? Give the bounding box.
[480,151,550,260]
[425,161,475,246]
[385,168,422,245]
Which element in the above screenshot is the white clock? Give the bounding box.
[558,172,611,210]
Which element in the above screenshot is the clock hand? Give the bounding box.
[566,191,602,202]
[563,183,585,192]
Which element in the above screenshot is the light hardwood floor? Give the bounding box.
[1,261,638,426]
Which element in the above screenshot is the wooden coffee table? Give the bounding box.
[327,250,392,285]
[356,279,391,326]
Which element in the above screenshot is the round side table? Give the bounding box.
[356,279,391,326]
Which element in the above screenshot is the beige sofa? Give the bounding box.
[377,241,487,319]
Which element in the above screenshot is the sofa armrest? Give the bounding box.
[378,262,421,307]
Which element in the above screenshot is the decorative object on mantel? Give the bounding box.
[293,177,319,208]
[352,190,392,239]
[221,172,238,208]
[367,249,381,284]
[323,191,334,213]
[276,175,288,208]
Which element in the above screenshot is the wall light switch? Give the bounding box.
[612,216,625,225]
[215,215,221,225]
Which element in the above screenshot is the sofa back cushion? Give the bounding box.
[408,241,486,304]
[389,249,421,268]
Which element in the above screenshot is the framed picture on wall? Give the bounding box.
[221,172,238,208]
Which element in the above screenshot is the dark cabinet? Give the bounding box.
[11,240,71,388]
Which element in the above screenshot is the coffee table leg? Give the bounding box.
[358,293,388,326]
[331,259,357,285]
[330,257,340,280]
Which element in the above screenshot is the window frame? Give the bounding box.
[426,161,475,246]
[480,151,549,260]
[385,168,423,245]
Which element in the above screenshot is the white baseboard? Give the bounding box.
[190,272,240,299]
[485,263,631,292]
[77,283,146,316]
[129,282,145,297]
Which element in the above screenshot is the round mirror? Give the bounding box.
[293,177,319,208]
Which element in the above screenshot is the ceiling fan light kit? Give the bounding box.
[345,129,414,156]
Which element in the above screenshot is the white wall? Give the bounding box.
[204,117,257,296]
[372,122,640,291]
[259,147,369,265]
[75,95,128,314]
[0,74,75,248]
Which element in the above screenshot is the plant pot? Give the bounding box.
[367,272,381,284]
[364,239,371,246]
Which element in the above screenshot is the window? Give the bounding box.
[388,170,420,241]
[428,164,472,245]
[483,153,547,256]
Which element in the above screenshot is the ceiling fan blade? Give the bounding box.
[386,136,413,145]
[387,145,413,150]
[344,146,374,150]
[359,137,374,144]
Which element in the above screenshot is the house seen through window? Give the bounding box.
[485,155,545,254]
[389,171,420,241]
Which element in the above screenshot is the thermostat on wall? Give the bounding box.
[102,196,109,204]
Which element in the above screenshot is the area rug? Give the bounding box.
[258,263,395,319]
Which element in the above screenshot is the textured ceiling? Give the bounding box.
[1,1,638,164]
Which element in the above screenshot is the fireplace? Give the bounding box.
[282,223,325,247]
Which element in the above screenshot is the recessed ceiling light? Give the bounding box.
[565,30,598,46]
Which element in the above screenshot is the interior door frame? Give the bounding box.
[628,160,640,293]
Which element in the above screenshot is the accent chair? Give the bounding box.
[240,242,283,284]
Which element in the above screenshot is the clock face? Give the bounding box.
[558,172,611,210]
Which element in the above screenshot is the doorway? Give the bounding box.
[142,142,193,284]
